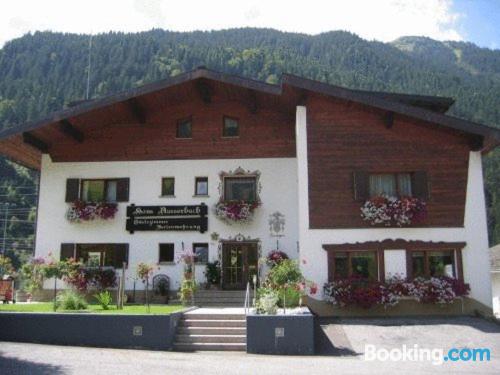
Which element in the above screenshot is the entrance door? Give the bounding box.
[222,242,258,290]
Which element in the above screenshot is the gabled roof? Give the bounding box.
[0,67,499,169]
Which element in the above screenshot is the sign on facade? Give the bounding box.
[126,204,208,233]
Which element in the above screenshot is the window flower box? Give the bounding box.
[360,195,427,226]
[66,200,118,223]
[214,200,261,224]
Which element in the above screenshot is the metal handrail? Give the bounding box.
[244,281,250,315]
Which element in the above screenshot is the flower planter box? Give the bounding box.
[246,309,315,355]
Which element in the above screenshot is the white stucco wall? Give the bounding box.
[35,155,298,291]
[296,104,492,307]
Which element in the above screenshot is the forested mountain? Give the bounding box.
[0,28,499,262]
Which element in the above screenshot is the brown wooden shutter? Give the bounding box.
[411,171,429,200]
[116,178,130,202]
[65,179,80,202]
[353,171,369,201]
[60,243,76,260]
[114,244,129,268]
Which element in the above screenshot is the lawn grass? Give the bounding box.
[0,302,184,315]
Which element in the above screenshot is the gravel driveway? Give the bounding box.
[1,316,499,374]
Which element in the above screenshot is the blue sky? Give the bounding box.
[1,0,499,49]
[453,0,500,48]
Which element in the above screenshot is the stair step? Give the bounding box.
[173,342,246,352]
[176,334,246,343]
[183,313,245,320]
[177,327,246,335]
[180,319,246,327]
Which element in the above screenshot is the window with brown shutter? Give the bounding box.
[353,171,369,201]
[116,178,130,202]
[60,243,76,260]
[411,171,430,200]
[65,179,80,202]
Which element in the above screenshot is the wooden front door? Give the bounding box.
[222,242,258,290]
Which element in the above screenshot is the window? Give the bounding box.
[159,244,175,263]
[194,177,208,196]
[224,177,256,202]
[193,243,209,264]
[176,118,192,138]
[369,173,412,198]
[81,179,120,202]
[409,250,456,278]
[332,251,379,280]
[64,244,129,268]
[223,116,239,137]
[161,177,175,197]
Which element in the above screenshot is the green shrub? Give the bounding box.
[56,290,88,310]
[94,290,113,310]
[266,259,303,288]
[278,286,301,308]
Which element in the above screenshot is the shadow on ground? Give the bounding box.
[0,351,66,375]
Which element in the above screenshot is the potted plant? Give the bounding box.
[204,261,221,289]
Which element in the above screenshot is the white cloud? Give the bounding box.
[0,0,463,47]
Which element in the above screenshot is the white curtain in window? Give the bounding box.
[369,174,396,197]
[398,173,412,196]
[106,180,117,202]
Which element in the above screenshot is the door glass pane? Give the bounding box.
[411,251,425,278]
[369,174,396,197]
[334,252,348,279]
[429,251,454,277]
[351,251,377,280]
[224,177,256,202]
[398,173,412,197]
[82,180,105,202]
[245,244,258,283]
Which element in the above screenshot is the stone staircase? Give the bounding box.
[193,289,252,307]
[173,309,247,351]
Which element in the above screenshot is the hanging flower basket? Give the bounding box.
[214,200,261,224]
[360,195,427,227]
[66,200,118,223]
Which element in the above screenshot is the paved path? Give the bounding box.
[1,316,499,374]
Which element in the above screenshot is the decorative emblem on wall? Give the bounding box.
[268,211,285,237]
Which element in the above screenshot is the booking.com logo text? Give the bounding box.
[364,344,491,365]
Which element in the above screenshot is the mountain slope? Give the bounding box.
[0,28,498,250]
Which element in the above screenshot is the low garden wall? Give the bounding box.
[306,296,493,317]
[246,311,315,355]
[0,310,185,350]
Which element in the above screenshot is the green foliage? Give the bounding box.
[94,290,113,310]
[255,287,279,314]
[0,29,500,248]
[266,259,303,288]
[56,290,88,311]
[0,255,14,276]
[20,258,45,294]
[278,286,302,308]
[204,261,221,285]
[179,279,197,305]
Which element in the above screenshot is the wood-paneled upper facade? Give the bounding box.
[0,67,499,230]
